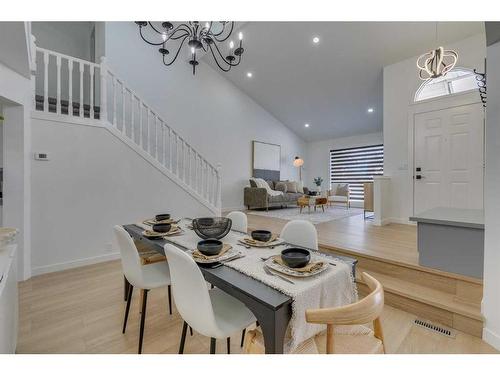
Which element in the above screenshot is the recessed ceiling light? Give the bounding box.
[367,108,374,113]
[312,36,320,44]
[304,123,310,128]
[246,72,253,78]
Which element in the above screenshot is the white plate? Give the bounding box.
[264,256,329,278]
[190,247,241,264]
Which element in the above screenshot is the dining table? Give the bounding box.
[123,219,358,354]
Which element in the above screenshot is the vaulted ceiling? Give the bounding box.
[205,22,484,141]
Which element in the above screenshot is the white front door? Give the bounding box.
[413,103,484,215]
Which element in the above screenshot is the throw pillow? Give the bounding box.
[266,180,275,190]
[284,181,298,193]
[275,182,288,193]
[336,184,349,196]
[249,178,257,188]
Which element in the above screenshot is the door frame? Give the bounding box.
[407,90,484,216]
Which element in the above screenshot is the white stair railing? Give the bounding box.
[33,46,222,212]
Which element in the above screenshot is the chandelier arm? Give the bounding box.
[162,36,189,66]
[211,39,233,65]
[208,44,231,72]
[147,22,163,35]
[139,27,165,46]
[212,22,234,42]
[210,22,227,37]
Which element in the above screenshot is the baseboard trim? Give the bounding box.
[483,327,500,350]
[388,217,416,226]
[222,206,246,213]
[31,252,121,277]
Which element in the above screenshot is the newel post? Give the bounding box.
[100,56,108,123]
[30,35,37,109]
[216,163,222,212]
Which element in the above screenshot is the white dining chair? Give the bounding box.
[226,211,248,233]
[164,243,257,354]
[280,219,318,250]
[113,225,172,354]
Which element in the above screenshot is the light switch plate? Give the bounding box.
[34,152,50,161]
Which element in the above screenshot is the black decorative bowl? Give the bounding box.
[152,223,171,233]
[281,248,311,268]
[197,239,223,256]
[251,230,272,242]
[192,217,232,240]
[155,214,171,221]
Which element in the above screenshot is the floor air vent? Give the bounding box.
[413,319,456,338]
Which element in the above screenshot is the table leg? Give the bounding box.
[251,304,291,354]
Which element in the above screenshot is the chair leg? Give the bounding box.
[240,328,246,347]
[138,289,149,354]
[167,285,172,315]
[189,326,193,336]
[210,338,216,354]
[122,284,134,334]
[227,337,231,354]
[178,321,188,354]
[124,276,130,301]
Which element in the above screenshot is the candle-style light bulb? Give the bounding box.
[205,22,210,28]
[229,40,234,49]
[191,47,195,55]
[239,32,243,40]
[162,33,167,42]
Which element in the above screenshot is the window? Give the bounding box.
[330,144,384,202]
[415,68,478,102]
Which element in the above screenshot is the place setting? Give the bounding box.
[237,229,286,249]
[188,217,245,268]
[139,214,185,239]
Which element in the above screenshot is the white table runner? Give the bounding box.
[151,219,358,352]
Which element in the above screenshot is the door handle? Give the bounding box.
[416,175,424,180]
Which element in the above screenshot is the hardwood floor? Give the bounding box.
[17,260,497,354]
[245,209,419,265]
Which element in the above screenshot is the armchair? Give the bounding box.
[327,183,350,209]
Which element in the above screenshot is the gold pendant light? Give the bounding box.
[416,23,458,80]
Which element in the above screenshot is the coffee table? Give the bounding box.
[297,196,328,214]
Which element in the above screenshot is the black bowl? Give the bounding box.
[192,217,232,240]
[251,230,272,242]
[281,248,311,268]
[152,223,171,233]
[155,214,171,221]
[197,239,223,256]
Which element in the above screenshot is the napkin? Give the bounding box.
[271,255,325,273]
[242,234,280,246]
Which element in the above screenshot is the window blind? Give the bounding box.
[330,144,384,201]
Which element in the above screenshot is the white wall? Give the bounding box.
[30,116,214,275]
[0,61,32,281]
[104,22,306,210]
[383,34,486,223]
[482,41,500,350]
[304,132,384,190]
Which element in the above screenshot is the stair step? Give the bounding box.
[357,268,482,321]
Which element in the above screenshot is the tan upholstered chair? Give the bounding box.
[327,183,350,209]
[243,272,385,354]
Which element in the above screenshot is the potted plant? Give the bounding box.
[313,177,323,192]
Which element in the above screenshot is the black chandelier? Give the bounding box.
[135,21,245,75]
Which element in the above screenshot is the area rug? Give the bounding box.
[247,206,364,225]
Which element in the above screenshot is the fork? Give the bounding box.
[263,266,295,284]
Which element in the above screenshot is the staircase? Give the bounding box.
[31,45,222,215]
